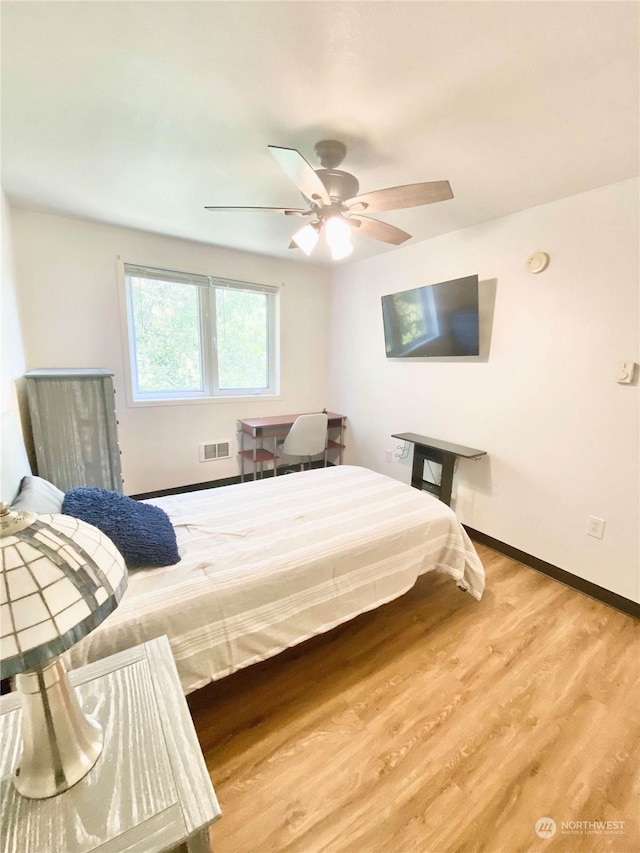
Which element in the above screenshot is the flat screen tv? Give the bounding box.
[381,274,479,358]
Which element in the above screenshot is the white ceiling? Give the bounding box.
[2,1,638,266]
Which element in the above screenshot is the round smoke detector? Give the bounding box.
[526,252,550,274]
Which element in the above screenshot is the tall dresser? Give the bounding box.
[25,368,123,492]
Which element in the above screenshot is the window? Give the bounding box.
[123,264,279,401]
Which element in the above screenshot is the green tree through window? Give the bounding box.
[216,288,268,390]
[130,277,203,393]
[124,264,278,401]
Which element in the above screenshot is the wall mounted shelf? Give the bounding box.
[392,432,486,506]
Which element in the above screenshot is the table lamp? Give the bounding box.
[0,502,127,799]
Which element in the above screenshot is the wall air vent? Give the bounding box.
[199,441,231,462]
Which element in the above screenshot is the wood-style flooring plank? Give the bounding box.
[188,545,639,853]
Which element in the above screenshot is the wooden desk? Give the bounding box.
[392,432,486,506]
[0,636,220,853]
[238,412,347,481]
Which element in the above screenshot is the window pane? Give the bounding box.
[396,287,438,347]
[216,288,268,390]
[129,276,203,393]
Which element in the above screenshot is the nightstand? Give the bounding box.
[0,636,221,853]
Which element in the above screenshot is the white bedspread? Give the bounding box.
[66,466,484,694]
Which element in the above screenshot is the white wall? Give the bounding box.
[1,192,26,411]
[328,179,640,603]
[10,209,331,494]
[1,192,32,503]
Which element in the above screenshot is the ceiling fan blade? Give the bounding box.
[350,215,412,245]
[346,180,453,212]
[268,145,331,205]
[204,206,310,216]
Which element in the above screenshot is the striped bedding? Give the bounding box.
[65,466,485,694]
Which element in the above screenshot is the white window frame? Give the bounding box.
[119,259,280,405]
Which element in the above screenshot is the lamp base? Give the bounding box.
[14,657,103,799]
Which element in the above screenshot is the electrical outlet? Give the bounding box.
[384,449,392,463]
[587,516,605,539]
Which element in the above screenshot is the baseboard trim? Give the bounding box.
[131,462,331,501]
[465,526,639,620]
[131,476,242,500]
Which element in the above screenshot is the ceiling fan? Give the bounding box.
[205,140,453,260]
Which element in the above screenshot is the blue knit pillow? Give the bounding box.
[62,488,180,569]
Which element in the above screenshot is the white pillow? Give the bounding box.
[10,476,65,514]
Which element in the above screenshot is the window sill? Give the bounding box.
[126,394,282,409]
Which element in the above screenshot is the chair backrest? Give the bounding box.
[282,413,328,457]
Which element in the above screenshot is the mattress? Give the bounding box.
[65,465,485,694]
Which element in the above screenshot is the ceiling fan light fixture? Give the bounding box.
[329,238,354,261]
[292,222,320,256]
[324,215,350,243]
[325,215,353,260]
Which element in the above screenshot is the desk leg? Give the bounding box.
[240,430,245,483]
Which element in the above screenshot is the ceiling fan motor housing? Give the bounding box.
[313,140,359,204]
[314,140,346,168]
[315,169,360,204]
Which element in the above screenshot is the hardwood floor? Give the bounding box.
[188,545,640,853]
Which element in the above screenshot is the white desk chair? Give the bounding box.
[281,413,329,471]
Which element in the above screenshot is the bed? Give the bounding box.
[2,413,484,695]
